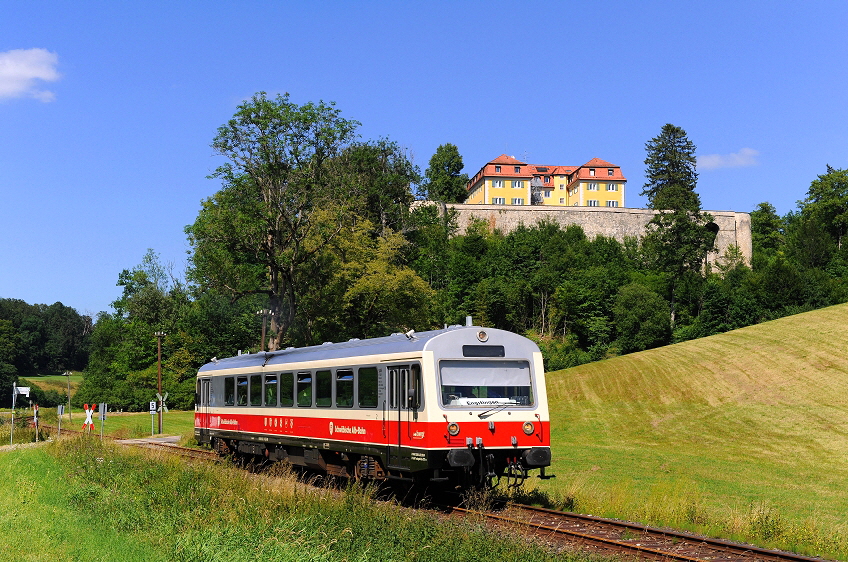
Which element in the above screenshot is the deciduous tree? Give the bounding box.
[799,165,848,250]
[422,143,469,203]
[186,92,361,350]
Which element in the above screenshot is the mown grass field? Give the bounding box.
[18,372,84,394]
[535,302,848,558]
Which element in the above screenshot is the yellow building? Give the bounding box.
[466,155,626,208]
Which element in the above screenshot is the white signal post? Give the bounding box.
[10,383,31,445]
[99,403,107,440]
[150,401,156,436]
[154,331,166,434]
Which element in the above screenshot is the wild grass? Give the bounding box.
[536,302,848,559]
[0,438,602,561]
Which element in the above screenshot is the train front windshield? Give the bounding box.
[440,360,534,406]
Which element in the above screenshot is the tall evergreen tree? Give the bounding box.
[641,124,715,327]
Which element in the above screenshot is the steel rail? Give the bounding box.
[509,503,827,561]
[448,503,829,561]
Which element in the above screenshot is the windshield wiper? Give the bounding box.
[478,402,519,419]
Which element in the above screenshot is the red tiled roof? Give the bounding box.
[489,154,526,165]
[582,157,616,168]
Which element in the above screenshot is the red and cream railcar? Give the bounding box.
[195,325,552,487]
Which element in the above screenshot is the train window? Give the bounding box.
[236,376,248,406]
[439,360,533,407]
[280,372,294,407]
[297,372,312,407]
[224,377,235,406]
[358,367,378,408]
[264,374,278,407]
[409,364,422,409]
[389,368,398,409]
[316,370,332,407]
[336,369,354,408]
[249,374,262,406]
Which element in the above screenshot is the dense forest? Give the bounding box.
[2,94,846,410]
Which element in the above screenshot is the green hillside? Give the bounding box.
[537,302,848,557]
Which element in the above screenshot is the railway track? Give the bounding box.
[34,424,830,560]
[38,424,220,461]
[449,503,829,561]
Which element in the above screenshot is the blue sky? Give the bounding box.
[2,1,847,316]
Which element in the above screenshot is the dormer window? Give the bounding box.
[608,168,614,176]
[514,166,521,173]
[495,165,501,173]
[589,168,596,177]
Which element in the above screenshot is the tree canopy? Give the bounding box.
[186,92,362,350]
[799,165,848,250]
[422,143,469,203]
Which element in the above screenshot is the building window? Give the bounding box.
[544,176,550,183]
[559,197,565,204]
[511,198,524,205]
[586,182,598,191]
[514,166,521,173]
[543,190,551,198]
[492,197,505,204]
[559,184,564,190]
[587,199,599,207]
[589,168,595,176]
[491,179,503,188]
[513,180,523,188]
[495,165,501,173]
[608,168,614,176]
[607,183,617,191]
[606,200,619,207]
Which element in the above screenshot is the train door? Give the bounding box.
[387,365,421,471]
[198,377,211,440]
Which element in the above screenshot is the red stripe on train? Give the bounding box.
[195,412,549,448]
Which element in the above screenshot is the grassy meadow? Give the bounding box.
[0,438,594,562]
[535,302,848,558]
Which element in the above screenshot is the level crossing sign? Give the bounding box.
[82,403,97,431]
[156,392,169,413]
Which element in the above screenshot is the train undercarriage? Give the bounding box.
[200,431,552,488]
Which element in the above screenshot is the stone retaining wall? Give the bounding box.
[446,204,752,264]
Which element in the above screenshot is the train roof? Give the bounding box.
[197,325,539,373]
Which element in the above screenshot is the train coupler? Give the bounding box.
[505,458,528,488]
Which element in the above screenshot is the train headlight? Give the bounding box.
[447,422,461,436]
[522,421,535,435]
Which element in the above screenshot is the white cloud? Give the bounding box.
[698,147,759,170]
[0,48,60,102]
